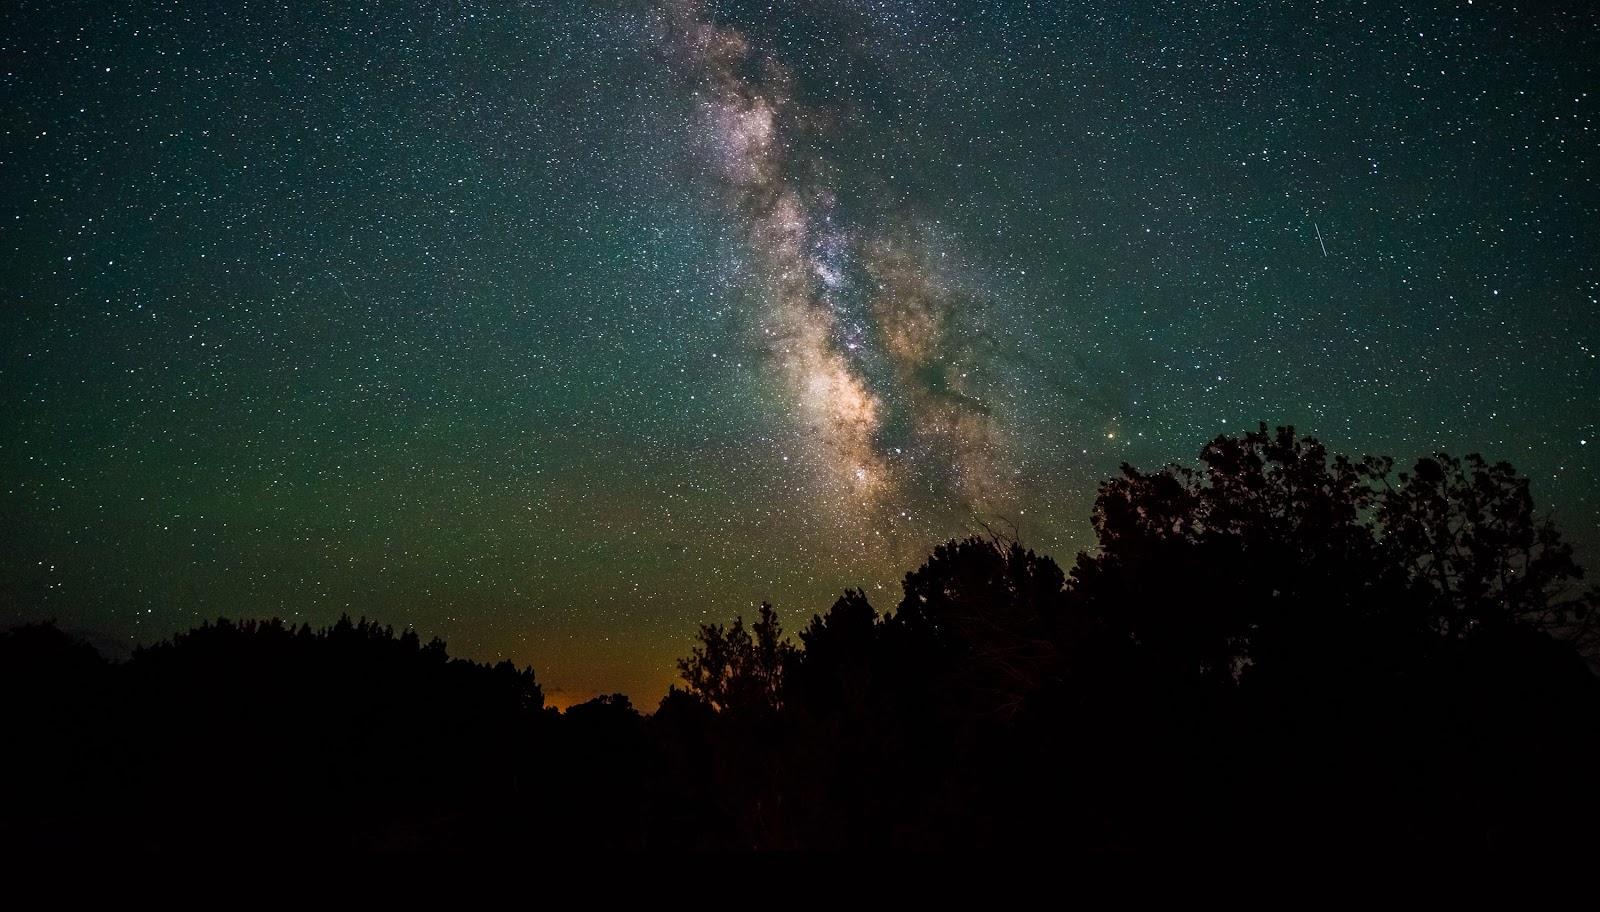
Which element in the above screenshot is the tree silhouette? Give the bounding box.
[5,424,1599,853]
[893,537,1068,721]
[1069,425,1597,681]
[1047,424,1600,852]
[789,590,881,719]
[676,602,794,715]
[1066,424,1408,690]
[1377,451,1598,645]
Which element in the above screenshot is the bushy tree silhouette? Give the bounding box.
[676,602,793,715]
[1378,451,1598,644]
[893,538,1068,722]
[1042,425,1600,852]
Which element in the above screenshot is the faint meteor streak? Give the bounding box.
[1314,222,1327,257]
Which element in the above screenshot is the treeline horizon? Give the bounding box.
[5,424,1599,852]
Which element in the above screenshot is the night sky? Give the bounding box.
[4,0,1596,705]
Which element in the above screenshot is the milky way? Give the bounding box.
[658,0,1011,525]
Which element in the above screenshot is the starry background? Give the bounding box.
[3,0,1596,706]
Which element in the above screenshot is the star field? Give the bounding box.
[3,0,1596,704]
